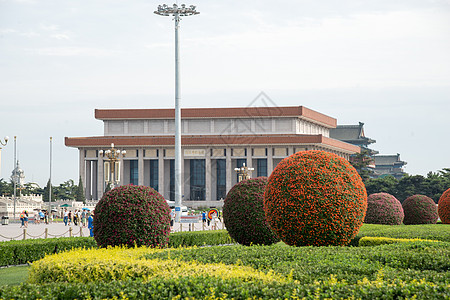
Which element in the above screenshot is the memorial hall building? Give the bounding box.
[65,106,360,208]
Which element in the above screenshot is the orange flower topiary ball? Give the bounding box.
[438,188,450,224]
[264,150,367,246]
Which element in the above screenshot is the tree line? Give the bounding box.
[0,176,85,203]
[364,169,450,204]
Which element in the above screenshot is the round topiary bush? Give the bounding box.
[365,193,404,225]
[264,150,367,247]
[94,185,171,248]
[223,177,280,246]
[438,188,450,224]
[402,194,438,225]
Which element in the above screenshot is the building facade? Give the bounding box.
[65,106,360,208]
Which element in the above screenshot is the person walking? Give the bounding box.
[81,209,86,228]
[23,210,29,228]
[63,209,68,226]
[73,209,78,226]
[19,211,25,228]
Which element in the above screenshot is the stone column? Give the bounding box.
[158,148,164,194]
[205,148,212,202]
[138,148,144,186]
[97,155,103,199]
[79,149,86,194]
[85,160,91,200]
[226,147,232,193]
[267,146,274,175]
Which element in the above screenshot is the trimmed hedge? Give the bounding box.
[94,185,171,248]
[223,177,279,246]
[0,237,96,267]
[354,223,450,243]
[402,194,438,225]
[264,150,367,246]
[358,236,438,247]
[438,187,450,224]
[0,231,234,267]
[2,242,447,299]
[365,193,404,225]
[168,230,233,247]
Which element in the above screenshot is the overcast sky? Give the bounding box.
[1,0,449,187]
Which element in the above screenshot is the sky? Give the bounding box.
[0,0,449,187]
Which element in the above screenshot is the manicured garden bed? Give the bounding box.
[0,224,448,299]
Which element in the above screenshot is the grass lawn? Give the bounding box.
[0,266,29,286]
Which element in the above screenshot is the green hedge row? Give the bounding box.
[168,229,233,247]
[1,241,449,299]
[356,223,450,242]
[0,230,234,266]
[0,276,447,300]
[0,237,97,267]
[358,236,438,246]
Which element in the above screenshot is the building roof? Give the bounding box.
[374,154,407,166]
[329,122,376,145]
[94,106,337,128]
[65,134,360,154]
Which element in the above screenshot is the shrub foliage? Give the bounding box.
[365,193,404,225]
[264,150,367,246]
[223,177,279,246]
[402,194,438,225]
[438,188,450,224]
[94,185,171,248]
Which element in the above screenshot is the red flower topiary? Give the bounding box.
[223,177,280,246]
[402,194,438,225]
[365,193,404,225]
[264,150,367,247]
[94,185,171,248]
[438,188,450,224]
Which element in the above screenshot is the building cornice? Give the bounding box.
[65,134,359,154]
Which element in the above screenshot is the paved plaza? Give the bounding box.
[0,219,224,242]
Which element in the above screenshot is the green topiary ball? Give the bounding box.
[93,185,171,248]
[223,177,280,246]
[438,188,450,224]
[365,193,404,225]
[402,194,438,225]
[264,150,367,247]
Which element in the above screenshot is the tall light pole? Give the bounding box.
[154,3,199,222]
[49,137,52,213]
[13,136,17,220]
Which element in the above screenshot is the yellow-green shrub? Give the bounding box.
[359,236,439,247]
[28,246,287,285]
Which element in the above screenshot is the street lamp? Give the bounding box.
[99,143,126,189]
[234,163,254,182]
[154,3,199,222]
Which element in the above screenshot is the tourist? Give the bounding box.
[73,209,78,226]
[23,210,28,228]
[34,211,40,224]
[68,210,72,226]
[81,209,87,227]
[88,213,94,237]
[202,211,206,224]
[63,209,68,226]
[170,209,175,229]
[19,211,25,228]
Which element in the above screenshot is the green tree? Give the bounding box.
[365,175,398,197]
[350,149,374,183]
[76,176,86,204]
[0,178,13,196]
[42,179,56,202]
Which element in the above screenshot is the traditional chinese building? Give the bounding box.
[65,106,360,208]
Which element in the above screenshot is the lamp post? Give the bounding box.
[234,163,254,182]
[99,143,126,190]
[154,3,199,222]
